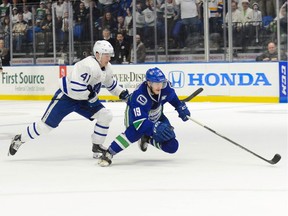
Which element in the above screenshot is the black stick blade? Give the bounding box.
[270,154,281,164]
[182,87,204,102]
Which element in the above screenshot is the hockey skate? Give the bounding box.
[92,144,107,159]
[8,134,24,156]
[138,135,150,152]
[98,150,113,167]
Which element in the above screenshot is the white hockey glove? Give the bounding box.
[88,93,99,107]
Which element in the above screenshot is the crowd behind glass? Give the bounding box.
[0,0,287,65]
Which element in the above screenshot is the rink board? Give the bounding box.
[0,62,285,103]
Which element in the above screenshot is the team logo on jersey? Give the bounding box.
[168,71,185,88]
[161,95,167,100]
[136,94,147,105]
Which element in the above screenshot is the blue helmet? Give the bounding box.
[145,67,166,83]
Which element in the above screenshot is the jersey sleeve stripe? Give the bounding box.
[71,81,86,87]
[61,77,68,94]
[107,80,117,91]
[71,88,87,92]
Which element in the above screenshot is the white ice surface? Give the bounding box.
[0,101,287,216]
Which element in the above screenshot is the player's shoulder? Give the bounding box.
[105,62,113,74]
[75,56,93,66]
[76,56,101,72]
[162,81,176,93]
[130,82,151,105]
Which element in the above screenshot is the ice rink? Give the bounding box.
[0,100,287,216]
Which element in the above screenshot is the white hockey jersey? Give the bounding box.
[59,56,123,100]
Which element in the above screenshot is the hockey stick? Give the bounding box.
[181,87,203,102]
[188,116,281,165]
[107,87,204,103]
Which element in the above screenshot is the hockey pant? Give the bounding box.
[20,89,112,145]
[108,115,179,155]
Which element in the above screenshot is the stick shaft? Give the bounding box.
[181,87,203,102]
[188,117,279,164]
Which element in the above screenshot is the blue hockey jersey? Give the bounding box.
[125,81,182,136]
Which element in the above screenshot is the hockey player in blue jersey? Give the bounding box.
[98,67,191,167]
[8,40,129,158]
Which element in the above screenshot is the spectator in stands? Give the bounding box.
[12,13,27,52]
[101,11,117,37]
[98,0,116,15]
[11,7,19,24]
[41,13,53,53]
[160,0,179,48]
[60,11,69,52]
[239,0,252,23]
[256,42,287,61]
[279,1,287,35]
[89,0,101,41]
[239,0,253,48]
[63,0,70,12]
[143,0,156,48]
[225,1,241,23]
[116,15,126,37]
[1,16,10,48]
[74,1,89,40]
[124,7,133,44]
[118,0,132,16]
[250,2,262,25]
[74,1,89,24]
[135,1,145,40]
[268,1,287,43]
[53,0,65,18]
[11,0,18,8]
[0,38,10,66]
[53,0,65,34]
[175,0,200,39]
[250,0,276,17]
[208,0,223,34]
[101,28,116,49]
[0,0,10,23]
[225,0,242,46]
[101,27,116,62]
[23,5,32,25]
[113,32,130,64]
[130,34,146,63]
[36,1,46,23]
[45,1,53,15]
[248,2,262,45]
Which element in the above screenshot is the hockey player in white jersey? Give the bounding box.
[8,40,129,158]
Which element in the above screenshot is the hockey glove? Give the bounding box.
[119,89,130,101]
[88,93,100,107]
[176,102,190,121]
[152,121,175,143]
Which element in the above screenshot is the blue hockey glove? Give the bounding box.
[119,89,130,101]
[88,93,100,107]
[152,121,175,143]
[176,102,190,121]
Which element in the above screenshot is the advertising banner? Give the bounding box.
[0,63,280,102]
[279,61,288,103]
[0,66,59,100]
[108,63,279,102]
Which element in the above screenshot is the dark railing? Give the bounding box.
[0,1,286,65]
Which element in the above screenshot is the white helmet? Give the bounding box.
[93,40,114,57]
